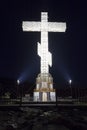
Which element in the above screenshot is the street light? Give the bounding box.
[69,79,72,98]
[69,79,72,85]
[16,80,20,99]
[17,79,20,85]
[17,79,23,105]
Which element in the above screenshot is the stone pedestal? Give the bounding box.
[33,73,56,102]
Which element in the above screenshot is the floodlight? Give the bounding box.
[17,79,20,85]
[69,79,72,84]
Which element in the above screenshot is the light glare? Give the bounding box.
[69,79,72,84]
[17,79,20,85]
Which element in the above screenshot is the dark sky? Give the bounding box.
[0,0,87,85]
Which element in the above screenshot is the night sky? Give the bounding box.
[0,0,87,85]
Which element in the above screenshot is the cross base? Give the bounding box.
[33,73,56,102]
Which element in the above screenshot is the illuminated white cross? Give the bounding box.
[22,12,66,74]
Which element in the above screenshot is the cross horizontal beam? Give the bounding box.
[22,22,66,32]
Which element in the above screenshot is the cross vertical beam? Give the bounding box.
[22,12,66,74]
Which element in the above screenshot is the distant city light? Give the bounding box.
[69,79,72,84]
[17,79,20,85]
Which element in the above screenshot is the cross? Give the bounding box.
[22,12,66,74]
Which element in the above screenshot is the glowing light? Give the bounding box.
[22,12,66,102]
[69,79,72,84]
[17,65,33,84]
[17,79,20,85]
[22,12,66,74]
[34,92,39,101]
[50,92,56,101]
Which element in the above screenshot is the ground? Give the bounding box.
[0,107,87,130]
